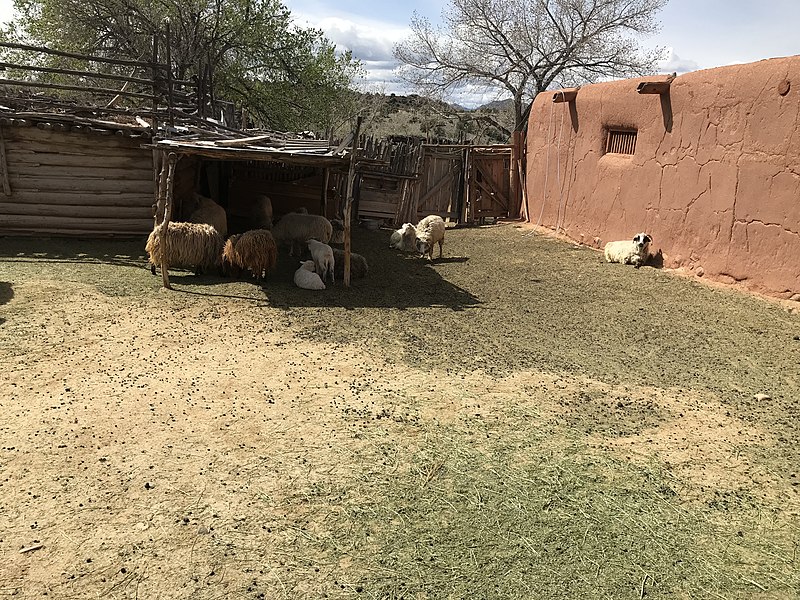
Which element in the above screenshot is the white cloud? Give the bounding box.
[658,48,700,75]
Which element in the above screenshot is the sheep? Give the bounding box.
[604,233,653,268]
[307,238,335,285]
[252,194,273,230]
[332,248,368,280]
[330,218,345,244]
[188,194,228,237]
[389,222,417,252]
[415,215,446,260]
[222,229,278,281]
[271,212,333,256]
[145,221,223,276]
[294,260,326,290]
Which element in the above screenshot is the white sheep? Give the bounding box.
[271,212,333,256]
[307,238,335,285]
[604,233,652,268]
[332,248,368,280]
[294,260,326,290]
[389,222,417,252]
[145,221,223,275]
[188,194,227,237]
[415,215,446,260]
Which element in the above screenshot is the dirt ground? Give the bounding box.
[1,222,799,599]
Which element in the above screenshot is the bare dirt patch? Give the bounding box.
[1,224,799,599]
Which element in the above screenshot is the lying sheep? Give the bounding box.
[272,212,333,256]
[145,221,223,275]
[604,233,653,268]
[307,238,335,285]
[415,215,446,260]
[222,229,278,281]
[332,248,368,280]
[188,194,228,237]
[389,222,417,252]
[294,260,326,290]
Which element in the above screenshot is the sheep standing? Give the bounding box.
[271,213,333,256]
[188,194,228,237]
[145,222,223,275]
[294,260,326,290]
[330,219,345,244]
[415,215,446,260]
[223,229,278,281]
[389,223,417,252]
[604,233,652,268]
[332,248,368,280]
[307,238,335,285]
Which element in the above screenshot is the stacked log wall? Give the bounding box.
[0,121,154,237]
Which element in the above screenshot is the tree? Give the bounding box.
[2,0,363,132]
[394,0,668,133]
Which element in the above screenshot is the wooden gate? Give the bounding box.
[467,146,513,223]
[414,146,465,222]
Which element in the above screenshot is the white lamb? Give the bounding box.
[389,222,417,252]
[604,233,652,268]
[294,260,326,290]
[307,238,335,285]
[415,215,446,260]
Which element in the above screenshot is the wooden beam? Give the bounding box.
[343,116,363,287]
[0,126,11,196]
[637,74,676,95]
[159,152,178,290]
[552,88,579,103]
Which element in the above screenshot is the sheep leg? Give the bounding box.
[150,264,157,275]
[438,240,443,258]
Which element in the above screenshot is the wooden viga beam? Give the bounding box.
[552,88,579,103]
[637,74,676,95]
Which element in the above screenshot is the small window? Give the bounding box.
[605,129,637,155]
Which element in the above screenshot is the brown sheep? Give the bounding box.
[145,221,223,275]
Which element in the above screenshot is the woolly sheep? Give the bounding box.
[294,260,326,290]
[252,194,273,230]
[188,194,228,237]
[415,215,446,260]
[222,229,278,281]
[145,221,223,275]
[330,218,345,244]
[307,238,335,285]
[332,248,368,280]
[604,233,652,268]
[271,212,333,256]
[389,222,417,252]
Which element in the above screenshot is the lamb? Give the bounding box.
[307,238,335,285]
[188,194,228,237]
[271,212,333,256]
[389,222,417,252]
[222,229,278,281]
[604,233,653,268]
[332,248,368,280]
[145,221,223,275]
[294,260,326,290]
[415,215,446,260]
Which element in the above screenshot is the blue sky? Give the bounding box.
[2,0,799,107]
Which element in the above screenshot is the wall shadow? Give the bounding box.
[0,236,148,268]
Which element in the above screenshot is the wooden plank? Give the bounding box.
[0,214,154,230]
[4,124,148,145]
[4,138,152,156]
[0,202,152,218]
[5,190,154,206]
[358,200,397,214]
[0,227,149,237]
[7,164,153,180]
[8,175,153,194]
[6,151,151,169]
[0,126,10,196]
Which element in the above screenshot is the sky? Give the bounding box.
[1,0,799,107]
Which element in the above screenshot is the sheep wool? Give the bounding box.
[272,213,333,256]
[224,229,278,280]
[188,194,228,237]
[604,233,652,268]
[294,260,326,290]
[332,248,368,280]
[307,238,335,285]
[145,221,223,275]
[415,215,446,260]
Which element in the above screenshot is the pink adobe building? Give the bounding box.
[525,55,800,300]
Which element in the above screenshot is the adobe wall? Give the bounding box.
[525,56,800,299]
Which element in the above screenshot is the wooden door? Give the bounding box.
[414,146,465,223]
[467,147,512,223]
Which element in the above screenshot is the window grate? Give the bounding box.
[605,129,637,155]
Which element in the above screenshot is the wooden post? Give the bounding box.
[158,152,178,290]
[322,167,329,217]
[343,116,363,287]
[510,130,522,219]
[0,125,12,196]
[164,20,174,128]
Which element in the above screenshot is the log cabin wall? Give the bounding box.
[0,119,154,237]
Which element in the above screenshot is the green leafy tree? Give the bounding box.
[2,0,362,132]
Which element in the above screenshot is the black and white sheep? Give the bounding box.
[222,229,278,280]
[271,212,333,256]
[415,215,446,260]
[332,248,368,280]
[145,221,223,275]
[604,233,652,268]
[307,238,335,285]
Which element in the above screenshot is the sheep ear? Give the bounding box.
[645,235,652,243]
